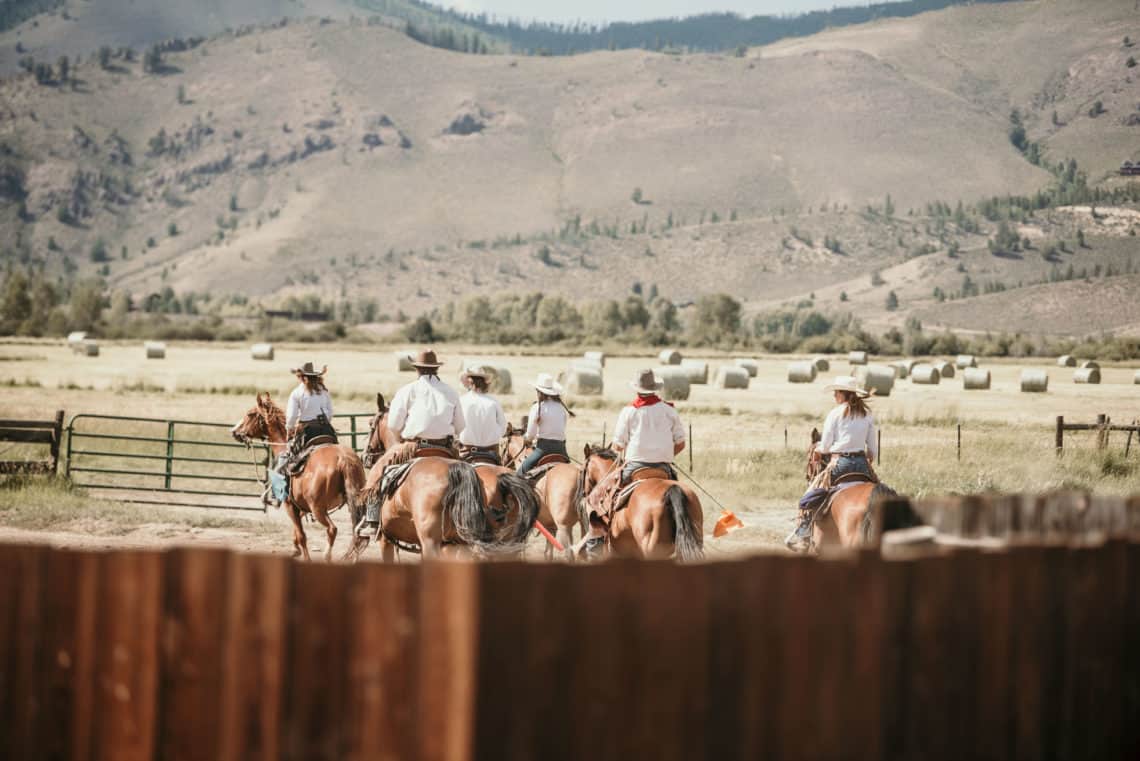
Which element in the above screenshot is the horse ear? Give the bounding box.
[811,427,821,443]
[583,443,592,459]
[376,392,387,413]
[256,392,265,406]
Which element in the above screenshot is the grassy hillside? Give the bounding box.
[0,0,1138,340]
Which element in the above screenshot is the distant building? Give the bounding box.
[1121,161,1140,176]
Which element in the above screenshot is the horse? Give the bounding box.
[361,392,400,469]
[470,463,542,558]
[500,425,590,559]
[231,393,367,562]
[349,449,537,561]
[581,445,704,562]
[802,428,917,550]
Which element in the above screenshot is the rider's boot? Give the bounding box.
[784,509,815,552]
[357,497,381,537]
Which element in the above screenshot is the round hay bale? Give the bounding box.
[848,351,868,366]
[955,354,977,369]
[1133,369,1140,385]
[934,361,956,379]
[1020,369,1049,393]
[787,361,817,383]
[144,341,166,359]
[679,359,709,384]
[1073,367,1101,384]
[714,365,750,389]
[250,343,275,361]
[859,364,895,397]
[67,331,87,351]
[395,352,415,372]
[1080,360,1100,370]
[658,349,682,365]
[734,358,759,377]
[563,366,604,396]
[654,366,691,401]
[571,358,603,373]
[1057,355,1076,367]
[81,340,99,357]
[910,364,941,385]
[583,351,606,367]
[812,356,830,372]
[962,368,991,390]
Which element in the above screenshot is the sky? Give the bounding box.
[444,1,902,25]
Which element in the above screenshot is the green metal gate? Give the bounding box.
[64,412,375,511]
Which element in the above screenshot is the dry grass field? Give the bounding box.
[3,339,1139,558]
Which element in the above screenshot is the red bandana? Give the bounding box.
[632,395,673,408]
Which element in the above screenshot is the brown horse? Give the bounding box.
[350,451,535,561]
[500,426,591,559]
[231,393,366,562]
[471,463,542,558]
[802,429,914,550]
[581,446,704,561]
[361,392,400,469]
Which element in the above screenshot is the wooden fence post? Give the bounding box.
[1097,413,1108,450]
[1056,416,1064,456]
[688,423,693,472]
[957,423,961,462]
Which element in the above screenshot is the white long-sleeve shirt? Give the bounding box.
[285,384,333,431]
[613,401,685,463]
[524,400,568,442]
[816,403,878,459]
[458,391,506,447]
[388,375,465,440]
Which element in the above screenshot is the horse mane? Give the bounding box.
[860,483,923,542]
[261,399,286,432]
[588,445,618,461]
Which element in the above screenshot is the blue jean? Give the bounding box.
[831,453,871,480]
[517,438,567,474]
[621,461,676,483]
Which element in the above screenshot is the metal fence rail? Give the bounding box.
[64,412,376,511]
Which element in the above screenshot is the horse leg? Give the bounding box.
[313,508,337,562]
[555,523,575,561]
[286,501,310,561]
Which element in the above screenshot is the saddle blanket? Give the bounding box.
[365,461,417,523]
[287,442,337,476]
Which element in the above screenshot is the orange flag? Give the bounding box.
[713,509,744,538]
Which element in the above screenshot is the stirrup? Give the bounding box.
[582,536,607,560]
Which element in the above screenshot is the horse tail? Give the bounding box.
[443,461,495,552]
[860,483,922,543]
[665,484,704,563]
[340,448,366,527]
[573,465,588,534]
[494,472,541,547]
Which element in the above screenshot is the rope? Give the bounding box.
[672,463,733,513]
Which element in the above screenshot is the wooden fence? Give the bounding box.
[0,410,64,475]
[1,503,1138,760]
[1056,414,1140,455]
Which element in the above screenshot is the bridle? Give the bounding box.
[499,433,529,469]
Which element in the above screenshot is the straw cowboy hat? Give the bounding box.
[290,362,327,377]
[824,375,871,397]
[411,349,443,369]
[531,372,564,396]
[459,365,495,386]
[630,368,663,394]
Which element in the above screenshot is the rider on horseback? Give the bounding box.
[582,369,687,557]
[457,366,507,464]
[785,375,878,552]
[387,349,465,453]
[275,361,337,474]
[516,373,573,475]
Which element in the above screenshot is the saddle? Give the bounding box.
[285,442,337,477]
[536,453,570,468]
[415,446,455,459]
[459,445,500,465]
[587,465,674,523]
[520,456,569,484]
[800,473,876,519]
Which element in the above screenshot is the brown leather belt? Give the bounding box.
[834,451,866,457]
[416,437,453,447]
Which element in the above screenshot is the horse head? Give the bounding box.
[805,427,823,481]
[499,422,529,469]
[231,392,283,445]
[363,392,397,468]
[582,443,619,493]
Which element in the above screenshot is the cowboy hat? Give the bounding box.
[411,349,443,368]
[630,368,663,394]
[290,361,327,377]
[824,375,870,397]
[459,365,496,386]
[531,372,564,396]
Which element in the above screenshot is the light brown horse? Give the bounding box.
[803,428,914,550]
[350,452,536,561]
[500,426,591,559]
[361,392,400,469]
[471,463,542,558]
[231,393,366,562]
[581,446,704,561]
